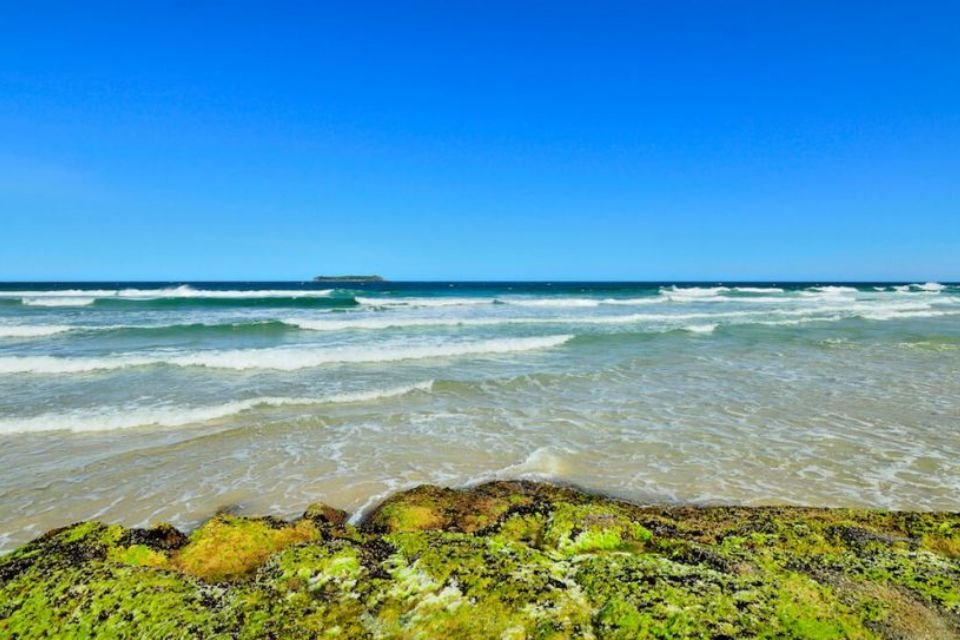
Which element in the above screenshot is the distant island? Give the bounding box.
[312,275,385,282]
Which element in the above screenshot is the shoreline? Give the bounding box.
[3,280,958,558]
[2,479,958,638]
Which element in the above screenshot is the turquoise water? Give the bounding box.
[1,281,958,551]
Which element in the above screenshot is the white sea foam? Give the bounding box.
[0,319,287,336]
[661,286,730,298]
[288,313,703,332]
[0,325,73,338]
[1,286,336,302]
[290,298,949,333]
[0,289,119,299]
[357,296,618,308]
[732,287,785,294]
[503,298,600,308]
[659,286,793,303]
[0,335,575,374]
[112,286,336,299]
[757,301,935,320]
[369,288,780,307]
[751,316,845,327]
[0,381,434,434]
[355,296,491,307]
[889,283,946,295]
[21,297,96,307]
[287,317,502,331]
[682,323,718,334]
[496,447,571,478]
[600,297,665,305]
[457,447,574,489]
[744,305,956,325]
[287,313,719,331]
[814,286,859,293]
[805,286,859,295]
[856,309,955,321]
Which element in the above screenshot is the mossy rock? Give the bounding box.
[365,480,588,534]
[2,481,959,638]
[171,514,322,582]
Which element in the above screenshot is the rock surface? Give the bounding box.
[1,480,959,638]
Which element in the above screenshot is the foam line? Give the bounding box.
[0,335,575,374]
[0,381,435,433]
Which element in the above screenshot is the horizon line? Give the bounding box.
[0,278,956,285]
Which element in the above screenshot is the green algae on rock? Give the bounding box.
[2,481,959,639]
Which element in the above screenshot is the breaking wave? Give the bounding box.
[0,381,435,433]
[0,325,73,338]
[0,335,575,374]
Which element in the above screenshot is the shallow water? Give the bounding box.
[1,281,958,552]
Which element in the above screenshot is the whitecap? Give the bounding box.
[355,296,491,307]
[21,297,96,307]
[502,298,600,308]
[600,297,665,305]
[287,317,504,331]
[804,286,859,295]
[113,286,336,299]
[0,286,336,302]
[0,289,118,299]
[732,287,785,294]
[0,325,73,338]
[286,313,730,332]
[856,309,954,321]
[660,286,730,299]
[0,335,575,374]
[683,323,718,334]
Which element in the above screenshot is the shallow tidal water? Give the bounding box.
[0,281,958,552]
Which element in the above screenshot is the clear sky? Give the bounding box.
[1,1,957,281]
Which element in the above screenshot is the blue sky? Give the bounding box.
[1,1,957,281]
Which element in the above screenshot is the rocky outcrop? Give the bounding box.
[1,480,959,638]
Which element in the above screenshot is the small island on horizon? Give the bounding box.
[312,275,385,283]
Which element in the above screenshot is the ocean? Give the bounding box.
[0,281,958,552]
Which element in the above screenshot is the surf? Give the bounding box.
[0,381,435,433]
[0,335,575,374]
